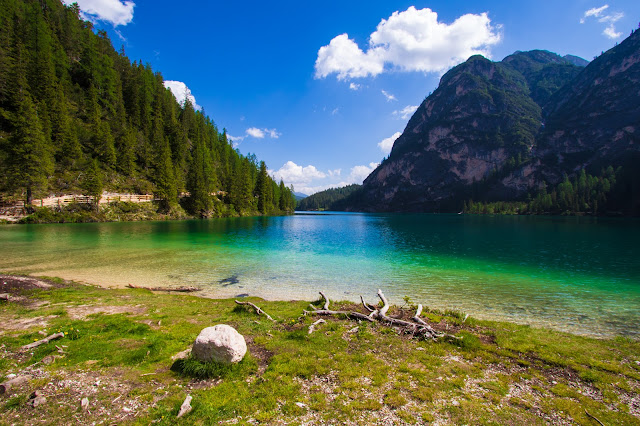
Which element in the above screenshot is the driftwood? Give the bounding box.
[177,395,193,418]
[0,293,10,301]
[305,292,375,322]
[20,332,64,351]
[0,376,28,394]
[308,319,326,334]
[126,283,201,292]
[306,290,460,341]
[234,300,276,322]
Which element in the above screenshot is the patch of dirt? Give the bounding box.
[66,304,147,320]
[0,275,57,293]
[1,315,58,332]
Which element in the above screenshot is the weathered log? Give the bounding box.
[234,300,276,322]
[20,332,64,351]
[0,376,28,394]
[0,293,10,301]
[308,319,326,334]
[177,395,193,418]
[309,290,461,342]
[125,283,201,292]
[305,292,375,322]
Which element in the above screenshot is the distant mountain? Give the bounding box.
[344,31,639,215]
[563,54,590,67]
[296,184,361,211]
[293,192,308,201]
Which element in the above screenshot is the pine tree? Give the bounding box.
[7,92,53,205]
[255,161,271,214]
[82,158,103,210]
[155,138,177,211]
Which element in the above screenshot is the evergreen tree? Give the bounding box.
[82,158,103,209]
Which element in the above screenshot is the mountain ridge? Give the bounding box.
[347,30,639,215]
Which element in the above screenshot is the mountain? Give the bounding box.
[293,192,308,201]
[348,30,639,215]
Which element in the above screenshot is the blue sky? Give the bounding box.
[66,0,639,195]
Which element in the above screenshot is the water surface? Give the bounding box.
[1,213,638,338]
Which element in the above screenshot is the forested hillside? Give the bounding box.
[296,184,361,211]
[0,0,295,217]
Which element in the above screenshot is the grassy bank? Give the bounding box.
[0,276,639,425]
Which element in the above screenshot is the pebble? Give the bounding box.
[81,397,89,411]
[295,402,306,408]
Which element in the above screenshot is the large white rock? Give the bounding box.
[192,325,247,364]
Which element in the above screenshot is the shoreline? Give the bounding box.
[1,273,639,424]
[1,272,636,341]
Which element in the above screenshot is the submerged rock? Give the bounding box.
[192,325,246,364]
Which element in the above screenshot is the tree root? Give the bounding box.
[234,300,276,322]
[305,290,461,342]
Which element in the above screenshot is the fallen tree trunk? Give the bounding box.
[20,332,64,351]
[304,292,375,322]
[306,290,460,341]
[234,300,276,322]
[126,283,201,292]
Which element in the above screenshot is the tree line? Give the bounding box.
[0,0,295,217]
[463,167,627,215]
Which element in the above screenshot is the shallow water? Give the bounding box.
[1,213,638,338]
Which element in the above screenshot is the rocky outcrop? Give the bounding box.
[350,30,639,213]
[192,325,247,364]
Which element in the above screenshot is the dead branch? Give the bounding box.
[126,283,201,292]
[308,319,326,334]
[234,300,275,322]
[360,295,375,312]
[177,395,193,418]
[319,291,330,310]
[0,293,10,301]
[412,304,428,325]
[308,290,461,342]
[585,409,605,426]
[20,332,64,351]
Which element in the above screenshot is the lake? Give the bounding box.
[1,213,638,338]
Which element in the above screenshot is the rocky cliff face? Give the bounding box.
[354,30,639,212]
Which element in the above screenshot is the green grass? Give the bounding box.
[0,277,639,424]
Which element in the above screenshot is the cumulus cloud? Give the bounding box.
[377,132,402,154]
[381,90,397,101]
[348,162,379,183]
[227,134,245,143]
[349,82,361,91]
[315,6,502,80]
[270,161,379,195]
[580,4,624,39]
[246,127,281,139]
[393,105,418,120]
[164,80,200,110]
[63,0,135,26]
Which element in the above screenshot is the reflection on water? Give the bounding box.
[1,213,638,338]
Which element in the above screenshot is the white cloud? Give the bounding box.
[227,134,245,142]
[315,6,502,80]
[62,0,135,26]
[393,105,418,120]
[246,127,265,138]
[580,5,624,39]
[164,80,200,110]
[349,82,361,90]
[377,132,402,154]
[331,107,340,115]
[246,127,281,139]
[348,162,379,183]
[271,161,326,184]
[381,90,396,102]
[270,161,379,195]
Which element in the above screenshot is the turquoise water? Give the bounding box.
[1,213,638,337]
